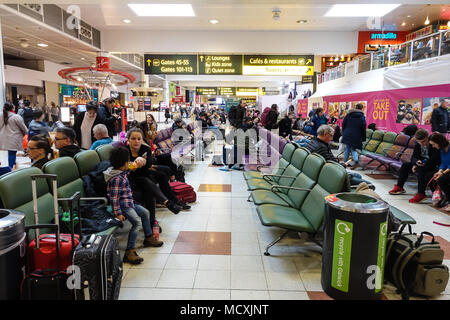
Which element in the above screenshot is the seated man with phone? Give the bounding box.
[389,129,441,203]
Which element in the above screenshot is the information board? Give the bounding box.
[196,87,218,95]
[144,54,197,75]
[198,55,242,75]
[242,55,314,76]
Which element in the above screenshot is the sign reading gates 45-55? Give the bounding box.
[145,54,197,75]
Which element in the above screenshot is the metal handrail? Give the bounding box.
[318,29,449,84]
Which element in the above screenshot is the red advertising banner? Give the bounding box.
[96,56,111,70]
[302,83,450,132]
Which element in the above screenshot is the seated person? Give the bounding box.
[278,112,295,140]
[305,125,372,187]
[389,129,440,203]
[171,118,187,132]
[28,134,55,169]
[55,127,81,158]
[104,146,163,265]
[90,124,113,150]
[28,107,50,140]
[429,132,450,211]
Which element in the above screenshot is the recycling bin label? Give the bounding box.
[331,219,353,292]
[375,221,388,292]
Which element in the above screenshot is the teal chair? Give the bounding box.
[74,150,101,177]
[96,144,113,162]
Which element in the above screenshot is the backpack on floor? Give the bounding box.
[169,182,196,203]
[385,225,449,300]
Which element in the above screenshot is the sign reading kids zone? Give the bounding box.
[298,83,450,133]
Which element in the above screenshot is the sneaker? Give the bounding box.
[219,165,231,172]
[166,200,182,214]
[231,164,244,171]
[123,249,143,265]
[408,193,427,203]
[177,201,191,210]
[389,185,406,195]
[143,236,163,247]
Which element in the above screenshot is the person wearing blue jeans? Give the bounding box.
[8,150,17,170]
[344,145,359,166]
[341,103,366,168]
[105,146,163,265]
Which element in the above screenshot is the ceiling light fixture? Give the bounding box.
[19,39,29,48]
[425,16,430,25]
[272,7,281,21]
[37,43,48,47]
[209,19,219,24]
[325,4,401,17]
[127,4,195,17]
[297,19,307,24]
[123,19,132,24]
[401,21,406,26]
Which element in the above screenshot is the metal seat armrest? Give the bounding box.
[270,185,312,192]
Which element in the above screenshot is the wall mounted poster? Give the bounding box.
[299,83,450,132]
[422,97,450,125]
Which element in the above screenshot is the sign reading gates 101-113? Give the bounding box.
[145,54,197,75]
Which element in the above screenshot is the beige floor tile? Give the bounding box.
[231,232,259,244]
[194,270,231,289]
[265,272,305,291]
[157,269,197,288]
[231,290,270,300]
[231,271,268,290]
[191,289,231,300]
[299,272,323,292]
[165,254,200,270]
[131,253,169,269]
[231,243,261,256]
[269,291,310,300]
[198,254,231,270]
[231,255,264,272]
[120,288,192,300]
[121,268,163,288]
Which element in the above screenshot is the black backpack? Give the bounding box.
[23,107,34,126]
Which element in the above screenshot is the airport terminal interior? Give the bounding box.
[0,1,449,301]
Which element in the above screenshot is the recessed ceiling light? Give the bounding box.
[425,16,430,25]
[37,43,48,47]
[296,19,307,24]
[325,4,401,17]
[81,57,86,60]
[209,19,219,24]
[123,19,132,24]
[401,21,406,26]
[407,15,411,18]
[127,4,195,17]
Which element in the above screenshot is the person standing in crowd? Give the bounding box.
[260,106,271,128]
[228,100,247,129]
[73,101,103,150]
[90,124,113,150]
[41,103,50,123]
[389,129,441,203]
[310,108,328,136]
[278,112,295,140]
[28,107,50,140]
[50,102,60,125]
[164,108,171,124]
[431,100,449,134]
[0,102,28,169]
[264,104,279,130]
[20,99,34,128]
[342,103,366,169]
[429,132,450,211]
[54,127,81,158]
[98,98,119,139]
[27,134,55,169]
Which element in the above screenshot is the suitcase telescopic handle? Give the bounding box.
[59,191,81,250]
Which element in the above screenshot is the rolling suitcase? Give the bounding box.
[73,233,123,300]
[27,175,80,273]
[21,175,80,300]
[169,181,197,203]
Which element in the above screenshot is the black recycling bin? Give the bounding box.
[0,209,26,300]
[321,193,389,300]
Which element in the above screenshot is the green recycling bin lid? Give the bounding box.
[324,192,389,214]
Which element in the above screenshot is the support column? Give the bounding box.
[163,80,170,106]
[0,19,6,110]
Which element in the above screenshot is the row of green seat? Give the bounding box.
[244,143,349,255]
[244,142,417,255]
[0,143,115,237]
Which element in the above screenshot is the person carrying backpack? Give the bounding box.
[21,100,34,127]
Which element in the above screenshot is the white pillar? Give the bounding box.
[163,80,169,106]
[0,19,6,110]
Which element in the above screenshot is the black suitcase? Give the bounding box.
[73,233,123,300]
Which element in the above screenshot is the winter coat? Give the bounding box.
[0,111,28,151]
[310,114,328,136]
[58,144,82,158]
[341,109,367,150]
[305,137,338,162]
[260,107,271,127]
[278,117,293,138]
[265,111,279,130]
[28,120,50,140]
[431,107,449,133]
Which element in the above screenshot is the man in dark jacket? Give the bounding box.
[342,103,366,168]
[389,129,441,203]
[98,98,118,138]
[278,112,295,140]
[229,100,246,129]
[431,100,449,133]
[54,127,81,158]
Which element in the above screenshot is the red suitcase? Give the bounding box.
[169,181,197,203]
[28,174,80,273]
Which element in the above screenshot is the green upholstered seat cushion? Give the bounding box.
[390,205,416,225]
[244,171,263,180]
[42,157,80,189]
[289,147,310,171]
[246,179,274,191]
[96,143,113,161]
[74,150,101,177]
[374,132,397,155]
[256,204,315,233]
[364,130,384,152]
[244,158,289,181]
[281,143,296,162]
[251,190,296,207]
